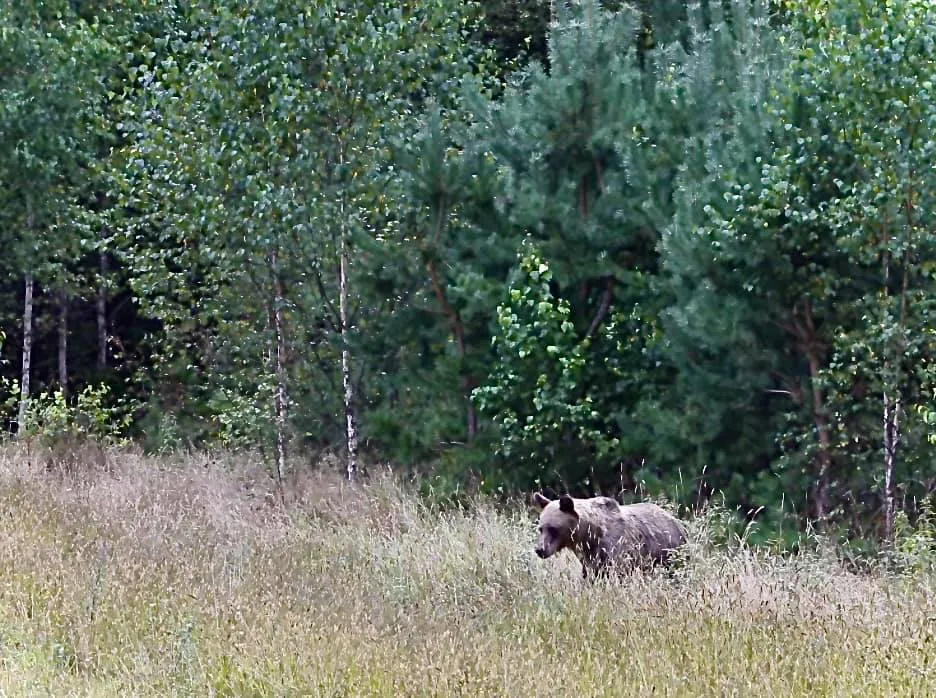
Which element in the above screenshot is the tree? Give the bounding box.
[116,0,487,477]
[785,0,936,540]
[387,104,507,459]
[0,1,113,433]
[664,0,936,538]
[474,240,628,489]
[471,0,783,493]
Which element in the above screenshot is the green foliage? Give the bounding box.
[356,52,506,464]
[794,0,936,510]
[139,403,185,456]
[207,380,278,451]
[664,0,936,531]
[921,401,936,447]
[3,0,936,548]
[110,0,489,454]
[4,382,135,448]
[469,0,785,497]
[652,0,792,495]
[477,0,550,69]
[474,241,621,487]
[0,1,118,280]
[892,502,936,575]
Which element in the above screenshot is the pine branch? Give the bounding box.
[585,276,614,339]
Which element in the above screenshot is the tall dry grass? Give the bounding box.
[0,445,934,696]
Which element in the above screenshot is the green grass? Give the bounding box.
[0,446,935,696]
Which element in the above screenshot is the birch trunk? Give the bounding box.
[58,289,68,398]
[271,249,287,490]
[881,236,910,545]
[17,273,34,436]
[336,145,358,480]
[882,249,895,545]
[883,390,899,544]
[340,220,358,481]
[806,348,832,523]
[97,251,108,369]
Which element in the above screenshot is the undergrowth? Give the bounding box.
[0,446,935,696]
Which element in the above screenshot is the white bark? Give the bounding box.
[97,250,108,369]
[340,219,358,482]
[271,249,287,489]
[880,242,909,546]
[883,390,899,544]
[339,146,358,481]
[882,252,895,545]
[17,273,34,435]
[58,289,68,398]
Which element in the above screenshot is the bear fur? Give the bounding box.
[532,492,687,579]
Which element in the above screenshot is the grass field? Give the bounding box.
[1,446,935,697]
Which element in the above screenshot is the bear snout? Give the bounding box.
[535,547,549,558]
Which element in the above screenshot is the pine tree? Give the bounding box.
[662,0,936,537]
[472,0,783,492]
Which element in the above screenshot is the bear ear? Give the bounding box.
[532,492,551,509]
[558,495,576,514]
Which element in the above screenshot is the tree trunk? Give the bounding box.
[881,234,910,546]
[97,251,108,369]
[340,225,358,481]
[427,258,477,441]
[883,390,899,545]
[337,147,359,481]
[17,273,34,436]
[585,277,614,339]
[882,247,895,545]
[463,375,478,440]
[271,249,287,492]
[58,289,68,398]
[790,299,832,524]
[426,197,476,442]
[805,347,832,523]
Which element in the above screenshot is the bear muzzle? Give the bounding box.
[535,547,550,558]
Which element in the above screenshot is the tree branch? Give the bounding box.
[585,276,614,339]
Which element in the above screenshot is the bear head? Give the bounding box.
[532,492,578,559]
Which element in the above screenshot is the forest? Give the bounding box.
[3,0,936,549]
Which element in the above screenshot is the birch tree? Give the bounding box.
[788,0,936,541]
[120,0,484,476]
[0,2,105,433]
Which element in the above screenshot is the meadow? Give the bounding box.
[1,446,935,697]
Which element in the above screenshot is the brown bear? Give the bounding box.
[532,492,687,579]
